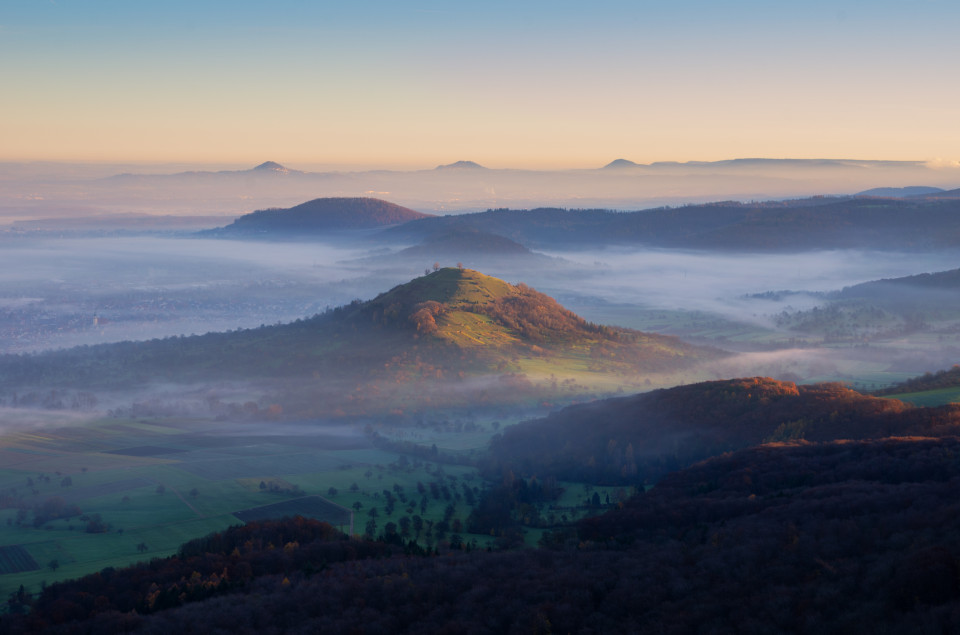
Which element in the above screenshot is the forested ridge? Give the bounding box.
[385,196,960,251]
[488,377,960,484]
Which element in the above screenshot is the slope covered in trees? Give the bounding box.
[489,377,960,484]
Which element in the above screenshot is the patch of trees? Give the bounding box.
[466,473,565,543]
[482,284,606,343]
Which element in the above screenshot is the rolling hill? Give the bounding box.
[360,228,559,276]
[383,196,960,251]
[837,266,960,300]
[0,268,721,415]
[204,197,434,237]
[489,376,960,484]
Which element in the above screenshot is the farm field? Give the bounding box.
[0,410,619,595]
[0,414,473,594]
[883,387,960,407]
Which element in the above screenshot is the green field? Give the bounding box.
[0,412,587,595]
[883,387,960,407]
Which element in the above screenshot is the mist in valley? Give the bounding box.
[2,179,959,591]
[3,221,958,393]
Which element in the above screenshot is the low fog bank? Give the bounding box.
[1,233,958,392]
[0,236,418,353]
[0,407,102,436]
[2,159,959,221]
[534,248,960,318]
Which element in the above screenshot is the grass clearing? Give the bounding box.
[884,387,960,407]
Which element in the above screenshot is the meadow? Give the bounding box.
[0,410,622,596]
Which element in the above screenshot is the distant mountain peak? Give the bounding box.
[253,161,290,173]
[603,159,641,169]
[435,160,486,170]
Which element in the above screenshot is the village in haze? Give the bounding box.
[2,1,960,632]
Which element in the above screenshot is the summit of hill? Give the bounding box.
[251,160,292,173]
[602,158,641,169]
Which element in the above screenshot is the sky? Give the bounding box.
[2,0,959,169]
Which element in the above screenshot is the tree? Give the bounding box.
[189,488,199,499]
[60,476,72,488]
[136,542,148,553]
[383,522,400,544]
[47,559,59,572]
[433,262,440,272]
[327,487,338,497]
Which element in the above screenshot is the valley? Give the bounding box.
[2,193,960,632]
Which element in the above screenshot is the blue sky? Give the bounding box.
[3,0,958,167]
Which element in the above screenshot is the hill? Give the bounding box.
[396,228,533,258]
[205,197,434,237]
[874,365,960,397]
[361,228,558,276]
[251,160,295,174]
[382,196,960,251]
[838,266,960,299]
[602,158,641,169]
[435,160,486,170]
[489,376,960,484]
[0,269,720,416]
[770,266,960,350]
